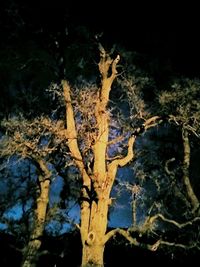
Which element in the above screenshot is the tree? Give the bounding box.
[158,78,200,214]
[1,43,200,267]
[0,117,67,266]
[53,43,198,265]
[58,44,200,266]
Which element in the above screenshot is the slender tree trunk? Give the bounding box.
[132,197,137,227]
[182,129,199,212]
[21,160,51,267]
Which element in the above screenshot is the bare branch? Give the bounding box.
[106,155,123,161]
[159,240,200,250]
[143,116,161,131]
[148,240,161,251]
[0,116,64,160]
[107,134,125,146]
[104,228,139,245]
[165,158,176,175]
[62,80,87,176]
[111,54,120,79]
[75,223,81,230]
[111,135,136,167]
[107,135,135,180]
[134,237,200,251]
[144,213,200,229]
[185,124,200,138]
[103,228,191,253]
[104,136,136,190]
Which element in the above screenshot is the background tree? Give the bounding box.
[0,116,70,266]
[158,78,200,213]
[120,73,200,255]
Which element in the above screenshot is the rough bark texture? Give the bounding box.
[21,160,51,267]
[62,46,135,266]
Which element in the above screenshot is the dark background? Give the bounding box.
[1,1,200,266]
[29,0,200,75]
[1,0,200,76]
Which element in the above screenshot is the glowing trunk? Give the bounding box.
[82,243,105,267]
[81,195,109,267]
[21,178,50,267]
[62,48,135,266]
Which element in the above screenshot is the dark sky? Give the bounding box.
[2,0,200,76]
[34,0,200,75]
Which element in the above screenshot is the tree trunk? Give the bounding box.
[82,243,105,267]
[21,177,50,267]
[62,48,135,266]
[182,129,199,212]
[21,239,42,267]
[81,195,109,267]
[81,192,110,267]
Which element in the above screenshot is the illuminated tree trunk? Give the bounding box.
[81,195,109,267]
[62,44,136,266]
[21,160,51,267]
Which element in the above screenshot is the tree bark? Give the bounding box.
[81,195,109,267]
[62,46,135,266]
[182,129,199,212]
[21,160,51,267]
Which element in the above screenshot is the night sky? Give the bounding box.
[2,0,199,76]
[64,1,195,76]
[1,2,200,265]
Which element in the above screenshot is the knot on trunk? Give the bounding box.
[86,231,96,246]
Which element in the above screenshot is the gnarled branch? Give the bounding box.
[62,80,89,179]
[104,228,139,245]
[143,213,200,229]
[107,135,136,183]
[159,240,200,250]
[165,157,176,175]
